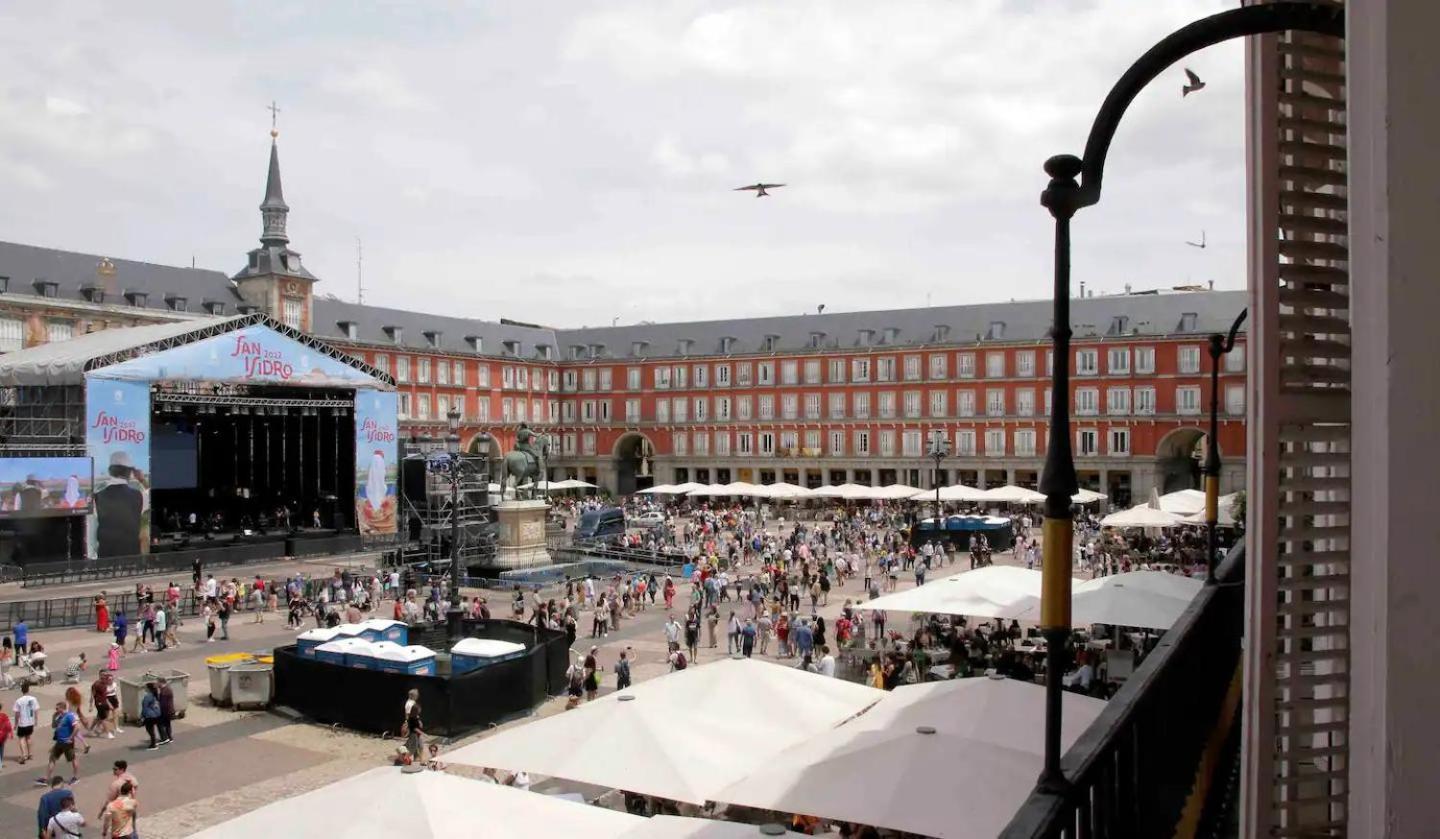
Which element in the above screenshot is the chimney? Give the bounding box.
[1079,281,1086,298]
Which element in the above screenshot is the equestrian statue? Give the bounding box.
[501,423,549,500]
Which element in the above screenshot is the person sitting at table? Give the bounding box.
[1064,651,1097,695]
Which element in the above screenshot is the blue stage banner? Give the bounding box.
[85,379,152,558]
[91,325,384,388]
[0,457,94,518]
[355,391,399,535]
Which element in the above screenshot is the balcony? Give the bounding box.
[1000,545,1245,838]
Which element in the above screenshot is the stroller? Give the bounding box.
[15,650,51,686]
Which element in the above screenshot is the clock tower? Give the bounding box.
[232,128,319,331]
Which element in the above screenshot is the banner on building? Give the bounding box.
[85,379,152,558]
[92,325,383,389]
[355,391,399,535]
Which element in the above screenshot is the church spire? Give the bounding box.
[259,102,289,247]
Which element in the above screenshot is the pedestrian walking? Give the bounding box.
[583,647,600,702]
[155,679,174,746]
[44,791,85,839]
[13,683,39,765]
[36,776,72,839]
[614,648,632,691]
[402,689,423,760]
[99,779,137,839]
[139,684,162,751]
[39,700,80,786]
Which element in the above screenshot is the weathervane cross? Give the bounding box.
[268,100,281,137]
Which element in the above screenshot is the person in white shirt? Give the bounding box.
[46,794,85,838]
[12,683,40,764]
[818,645,837,678]
[204,575,218,600]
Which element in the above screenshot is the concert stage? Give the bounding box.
[0,314,400,569]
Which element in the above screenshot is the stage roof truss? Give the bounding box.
[152,393,355,410]
[0,384,86,455]
[84,313,395,387]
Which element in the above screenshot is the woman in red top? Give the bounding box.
[95,594,110,633]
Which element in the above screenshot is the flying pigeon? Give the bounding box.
[734,183,785,197]
[1182,68,1205,97]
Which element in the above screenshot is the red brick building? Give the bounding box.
[0,137,1246,506]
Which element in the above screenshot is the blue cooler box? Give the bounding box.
[450,637,527,675]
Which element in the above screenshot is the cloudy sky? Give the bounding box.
[0,1,1245,328]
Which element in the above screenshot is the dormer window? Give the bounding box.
[588,344,605,360]
[164,294,187,312]
[536,344,552,360]
[882,327,900,344]
[858,329,874,347]
[81,285,105,304]
[383,325,404,345]
[1179,312,1198,332]
[32,279,58,298]
[763,334,780,352]
[678,339,694,356]
[423,330,442,348]
[203,300,227,316]
[719,336,735,354]
[1110,315,1130,335]
[123,290,148,307]
[570,345,585,360]
[987,321,1006,340]
[465,335,483,354]
[932,324,950,342]
[502,340,521,357]
[0,276,9,294]
[809,331,826,349]
[237,303,260,315]
[631,341,649,358]
[338,320,358,340]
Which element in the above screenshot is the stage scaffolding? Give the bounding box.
[0,385,86,456]
[399,440,497,572]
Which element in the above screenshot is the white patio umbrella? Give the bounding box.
[979,484,1047,504]
[565,478,599,489]
[637,484,678,495]
[189,766,640,839]
[860,565,1067,619]
[713,677,1106,839]
[1156,488,1208,515]
[1020,570,1204,630]
[689,481,761,498]
[1071,488,1109,504]
[620,815,804,838]
[445,658,883,805]
[669,482,708,494]
[809,483,870,499]
[907,484,988,503]
[754,482,813,500]
[1100,504,1186,528]
[876,483,923,500]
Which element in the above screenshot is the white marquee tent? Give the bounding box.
[1014,570,1205,630]
[714,677,1106,839]
[445,658,883,805]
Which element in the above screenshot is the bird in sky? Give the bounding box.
[1186,230,1207,249]
[734,183,785,197]
[1182,68,1206,97]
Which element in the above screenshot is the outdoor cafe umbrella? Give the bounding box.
[809,483,869,499]
[1071,487,1108,504]
[875,483,923,500]
[859,565,1065,619]
[978,484,1047,504]
[1099,504,1185,529]
[637,484,677,495]
[445,658,882,805]
[907,484,988,503]
[619,816,804,838]
[713,676,1106,839]
[754,482,813,500]
[1014,570,1204,630]
[189,766,640,839]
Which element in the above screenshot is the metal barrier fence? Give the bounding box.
[16,533,366,588]
[999,545,1247,839]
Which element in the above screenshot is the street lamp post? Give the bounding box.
[445,408,463,645]
[1205,310,1247,584]
[1031,0,1342,792]
[928,430,950,533]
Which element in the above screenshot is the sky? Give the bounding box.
[0,1,1246,329]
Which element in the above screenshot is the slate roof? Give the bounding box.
[0,240,241,315]
[1,240,1246,362]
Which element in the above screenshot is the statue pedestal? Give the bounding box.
[490,500,553,569]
